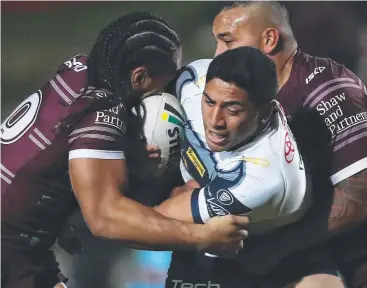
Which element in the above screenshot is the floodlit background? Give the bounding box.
[2,1,367,287]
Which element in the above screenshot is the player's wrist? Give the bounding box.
[192,223,211,252]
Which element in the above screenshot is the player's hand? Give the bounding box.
[198,215,249,254]
[146,145,161,159]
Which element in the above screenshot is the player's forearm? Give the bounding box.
[328,169,367,232]
[91,194,203,251]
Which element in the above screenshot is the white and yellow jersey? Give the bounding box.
[176,59,311,234]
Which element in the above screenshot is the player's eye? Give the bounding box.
[226,105,243,115]
[205,99,215,107]
[224,39,233,45]
[227,109,240,116]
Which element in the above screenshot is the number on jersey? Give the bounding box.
[1,91,42,144]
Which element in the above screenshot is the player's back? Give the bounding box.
[2,55,94,252]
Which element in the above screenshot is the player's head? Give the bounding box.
[213,1,296,57]
[87,11,181,108]
[202,46,277,152]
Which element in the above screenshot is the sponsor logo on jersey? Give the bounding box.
[305,66,325,84]
[217,189,234,205]
[240,157,270,167]
[315,92,367,137]
[206,197,229,217]
[171,280,220,288]
[95,111,125,132]
[186,147,206,177]
[284,131,295,163]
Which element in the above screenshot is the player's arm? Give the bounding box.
[302,67,367,233]
[155,164,283,225]
[70,158,247,252]
[68,108,247,252]
[328,169,367,232]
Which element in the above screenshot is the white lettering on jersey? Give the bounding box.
[305,66,325,84]
[95,111,125,132]
[64,57,87,72]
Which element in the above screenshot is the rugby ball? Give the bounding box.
[128,92,186,180]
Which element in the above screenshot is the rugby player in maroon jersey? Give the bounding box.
[213,2,366,287]
[166,2,366,288]
[0,12,248,288]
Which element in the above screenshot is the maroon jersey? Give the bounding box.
[1,55,127,254]
[278,50,367,185]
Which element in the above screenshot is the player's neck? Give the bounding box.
[275,45,298,91]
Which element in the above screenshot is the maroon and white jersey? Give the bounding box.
[1,55,127,252]
[278,50,367,185]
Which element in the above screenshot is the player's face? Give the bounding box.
[202,78,259,152]
[213,8,261,57]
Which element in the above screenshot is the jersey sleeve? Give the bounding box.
[68,108,127,160]
[303,65,367,184]
[175,59,212,103]
[190,161,285,224]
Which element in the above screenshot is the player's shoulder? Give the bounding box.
[296,51,366,108]
[297,50,361,91]
[175,59,213,102]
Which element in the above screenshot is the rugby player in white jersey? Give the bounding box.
[154,46,312,287]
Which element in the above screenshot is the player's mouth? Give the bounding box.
[207,130,229,146]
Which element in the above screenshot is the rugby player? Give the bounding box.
[1,12,248,288]
[156,47,312,287]
[166,2,367,288]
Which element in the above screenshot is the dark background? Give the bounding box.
[2,2,367,287]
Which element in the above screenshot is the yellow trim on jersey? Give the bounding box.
[194,75,206,89]
[186,147,206,177]
[241,157,270,167]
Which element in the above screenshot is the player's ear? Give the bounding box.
[260,28,280,55]
[131,67,148,89]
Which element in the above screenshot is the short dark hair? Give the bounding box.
[206,46,278,106]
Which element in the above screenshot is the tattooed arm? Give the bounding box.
[328,169,367,232]
[237,170,367,273]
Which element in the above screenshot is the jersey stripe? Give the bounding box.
[68,134,116,144]
[330,157,367,185]
[29,134,46,150]
[49,79,72,104]
[69,149,125,160]
[191,188,204,224]
[56,74,79,98]
[1,173,12,184]
[333,122,367,143]
[308,82,362,108]
[333,130,367,152]
[70,126,122,136]
[33,128,52,145]
[0,164,15,178]
[303,78,356,106]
